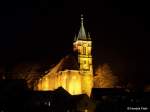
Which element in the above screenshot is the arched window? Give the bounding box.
[83,47,86,55]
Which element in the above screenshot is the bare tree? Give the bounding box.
[12,63,42,89]
[94,64,118,88]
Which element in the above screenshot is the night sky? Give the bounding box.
[0,0,149,86]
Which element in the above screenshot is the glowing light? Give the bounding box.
[35,17,93,97]
[68,73,81,95]
[85,109,88,112]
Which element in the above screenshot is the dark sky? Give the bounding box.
[0,0,149,85]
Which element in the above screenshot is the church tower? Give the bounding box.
[35,15,93,97]
[73,15,93,96]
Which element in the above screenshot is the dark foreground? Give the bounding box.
[0,80,149,112]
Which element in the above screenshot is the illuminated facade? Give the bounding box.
[35,15,93,96]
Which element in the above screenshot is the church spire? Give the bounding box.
[77,14,87,40]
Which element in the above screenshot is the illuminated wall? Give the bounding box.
[73,39,93,96]
[35,16,93,97]
[36,70,82,95]
[36,40,93,96]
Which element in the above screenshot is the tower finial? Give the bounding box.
[81,14,84,24]
[77,14,87,40]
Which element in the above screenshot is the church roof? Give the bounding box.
[75,15,91,41]
[47,53,79,74]
[77,15,86,40]
[56,54,79,72]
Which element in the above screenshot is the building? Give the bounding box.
[35,15,93,96]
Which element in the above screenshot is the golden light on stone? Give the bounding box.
[35,15,93,97]
[36,70,82,95]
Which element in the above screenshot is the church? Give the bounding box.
[35,15,93,96]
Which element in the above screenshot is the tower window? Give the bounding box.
[83,47,86,55]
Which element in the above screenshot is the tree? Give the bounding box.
[94,64,118,88]
[12,63,42,89]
